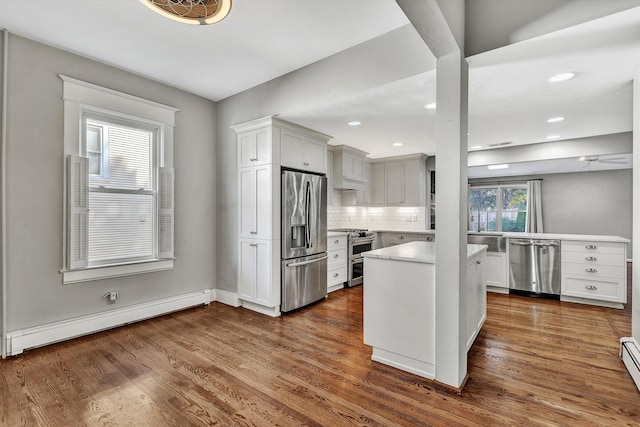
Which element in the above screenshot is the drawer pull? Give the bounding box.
[334,239,339,244]
[585,256,598,261]
[585,268,597,273]
[333,273,339,278]
[399,236,404,240]
[249,243,257,247]
[477,260,482,265]
[585,244,598,249]
[250,231,257,235]
[585,285,598,290]
[333,254,339,259]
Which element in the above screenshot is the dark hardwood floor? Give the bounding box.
[1,274,638,426]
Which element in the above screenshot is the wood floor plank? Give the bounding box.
[1,273,639,426]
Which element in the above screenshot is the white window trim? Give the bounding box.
[60,75,178,284]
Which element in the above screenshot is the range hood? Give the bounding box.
[332,145,368,190]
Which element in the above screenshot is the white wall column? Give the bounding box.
[434,51,469,387]
[395,0,468,388]
[632,70,639,341]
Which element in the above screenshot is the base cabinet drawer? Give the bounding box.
[328,266,347,286]
[561,262,624,279]
[562,251,624,266]
[562,275,625,302]
[562,241,625,255]
[328,248,347,266]
[328,235,348,250]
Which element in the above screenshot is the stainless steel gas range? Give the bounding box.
[329,228,375,287]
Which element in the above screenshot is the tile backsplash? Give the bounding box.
[327,189,427,231]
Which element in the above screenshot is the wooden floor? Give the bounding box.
[1,280,638,426]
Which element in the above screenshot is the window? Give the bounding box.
[469,184,528,232]
[61,76,177,283]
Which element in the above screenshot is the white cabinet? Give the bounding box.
[233,116,331,316]
[465,251,487,351]
[332,145,368,190]
[370,154,427,206]
[377,232,417,248]
[237,127,280,168]
[327,234,348,292]
[485,252,508,291]
[561,240,627,307]
[280,129,327,173]
[237,164,278,239]
[371,162,386,206]
[238,238,280,307]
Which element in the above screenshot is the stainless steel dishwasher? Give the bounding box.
[508,238,561,298]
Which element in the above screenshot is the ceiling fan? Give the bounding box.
[578,155,628,171]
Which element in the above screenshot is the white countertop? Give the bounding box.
[328,231,349,237]
[501,232,630,243]
[363,241,487,264]
[369,229,629,244]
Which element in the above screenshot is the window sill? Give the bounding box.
[61,259,174,284]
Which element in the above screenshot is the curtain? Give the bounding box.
[526,180,543,233]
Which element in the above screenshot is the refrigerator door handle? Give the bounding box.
[286,255,328,268]
[305,181,312,249]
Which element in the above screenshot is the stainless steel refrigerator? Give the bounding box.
[281,169,328,312]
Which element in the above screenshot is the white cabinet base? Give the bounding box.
[371,348,435,380]
[560,295,624,310]
[240,300,281,317]
[328,283,344,293]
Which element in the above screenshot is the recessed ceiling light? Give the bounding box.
[546,135,560,140]
[487,164,509,170]
[424,103,437,110]
[547,117,565,123]
[392,142,403,147]
[470,145,482,150]
[347,120,361,126]
[548,72,575,83]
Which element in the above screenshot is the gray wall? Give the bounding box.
[215,25,435,292]
[4,33,217,331]
[471,169,633,256]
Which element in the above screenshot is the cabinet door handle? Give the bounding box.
[398,236,404,240]
[477,260,482,265]
[303,162,309,166]
[333,273,339,278]
[334,239,339,244]
[333,254,339,259]
[585,244,598,249]
[585,256,597,261]
[249,243,257,247]
[585,285,598,290]
[250,231,258,235]
[585,268,597,273]
[250,157,257,161]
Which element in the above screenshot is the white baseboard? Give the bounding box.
[6,289,213,356]
[214,289,241,307]
[620,337,640,391]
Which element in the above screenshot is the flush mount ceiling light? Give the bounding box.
[140,0,232,25]
[392,142,403,147]
[548,72,575,83]
[470,145,482,150]
[347,120,361,126]
[424,103,437,110]
[487,164,509,170]
[547,117,565,123]
[546,135,560,140]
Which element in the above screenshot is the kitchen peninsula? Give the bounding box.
[362,241,487,380]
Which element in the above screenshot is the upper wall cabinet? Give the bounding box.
[332,145,369,190]
[280,128,328,174]
[372,154,427,206]
[237,127,281,168]
[232,116,331,173]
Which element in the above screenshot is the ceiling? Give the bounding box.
[1,1,639,176]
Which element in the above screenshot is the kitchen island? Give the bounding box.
[362,241,487,380]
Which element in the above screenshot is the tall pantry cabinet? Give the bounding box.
[232,117,330,317]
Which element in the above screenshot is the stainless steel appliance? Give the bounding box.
[508,238,561,298]
[281,169,328,312]
[329,228,375,287]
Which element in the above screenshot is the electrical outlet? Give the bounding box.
[103,291,118,303]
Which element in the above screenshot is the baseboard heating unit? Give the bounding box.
[620,337,640,391]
